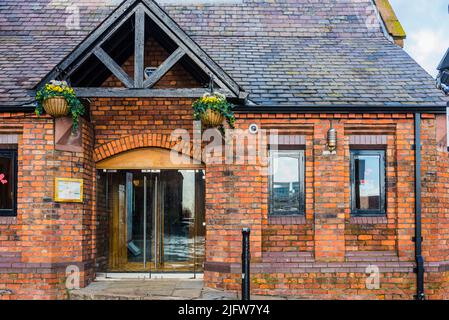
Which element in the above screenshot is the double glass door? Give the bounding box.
[105,169,205,273]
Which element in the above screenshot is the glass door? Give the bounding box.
[105,169,205,273]
[158,170,205,272]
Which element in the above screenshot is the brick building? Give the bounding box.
[0,0,448,300]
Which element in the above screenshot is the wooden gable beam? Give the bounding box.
[73,87,233,98]
[134,6,146,88]
[65,7,138,82]
[37,0,139,87]
[35,0,246,100]
[143,47,185,88]
[75,27,134,86]
[141,6,230,93]
[94,47,134,88]
[141,0,243,96]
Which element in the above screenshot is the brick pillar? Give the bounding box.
[48,120,96,291]
[203,123,263,291]
[395,119,415,261]
[314,120,346,262]
[17,119,96,299]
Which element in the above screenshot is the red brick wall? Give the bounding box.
[2,105,449,300]
[0,113,95,300]
[91,97,195,148]
[235,115,409,259]
[204,113,449,300]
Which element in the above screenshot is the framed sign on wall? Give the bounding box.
[54,178,84,203]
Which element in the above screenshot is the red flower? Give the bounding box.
[0,173,7,185]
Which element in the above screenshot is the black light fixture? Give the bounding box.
[144,67,157,80]
[327,121,337,152]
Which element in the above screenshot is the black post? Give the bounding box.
[414,113,425,300]
[242,228,250,301]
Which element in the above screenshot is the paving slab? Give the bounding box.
[69,279,308,300]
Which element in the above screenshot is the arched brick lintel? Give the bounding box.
[93,133,198,163]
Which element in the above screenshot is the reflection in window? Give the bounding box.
[269,149,305,216]
[351,150,386,215]
[0,149,17,216]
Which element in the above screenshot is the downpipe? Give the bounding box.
[414,113,425,300]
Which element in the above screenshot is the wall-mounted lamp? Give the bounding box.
[327,123,337,152]
[144,67,157,80]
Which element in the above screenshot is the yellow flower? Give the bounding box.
[202,96,220,104]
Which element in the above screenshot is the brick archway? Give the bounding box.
[94,133,196,163]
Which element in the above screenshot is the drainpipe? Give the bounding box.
[414,113,425,300]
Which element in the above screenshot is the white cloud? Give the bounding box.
[406,29,449,78]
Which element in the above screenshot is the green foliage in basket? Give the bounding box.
[35,80,85,132]
[192,92,235,128]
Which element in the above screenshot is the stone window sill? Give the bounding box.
[350,216,388,225]
[268,215,306,225]
[0,216,17,225]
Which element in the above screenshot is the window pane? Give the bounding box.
[0,154,13,210]
[270,150,303,215]
[354,154,381,211]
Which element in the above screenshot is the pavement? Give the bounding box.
[69,279,291,300]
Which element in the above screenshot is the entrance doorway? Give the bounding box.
[101,169,205,273]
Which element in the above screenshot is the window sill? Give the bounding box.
[268,215,306,225]
[0,216,17,225]
[350,216,388,225]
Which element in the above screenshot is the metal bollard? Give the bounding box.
[242,228,250,301]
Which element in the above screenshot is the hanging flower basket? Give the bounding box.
[201,109,225,128]
[35,80,85,133]
[193,92,235,130]
[42,96,69,117]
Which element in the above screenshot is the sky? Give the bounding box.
[390,0,449,78]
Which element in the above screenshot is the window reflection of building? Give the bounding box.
[269,148,304,216]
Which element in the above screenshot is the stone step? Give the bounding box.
[345,251,399,262]
[262,252,314,263]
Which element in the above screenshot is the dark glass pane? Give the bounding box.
[0,154,13,210]
[270,150,302,215]
[126,172,148,264]
[162,170,192,264]
[354,155,381,211]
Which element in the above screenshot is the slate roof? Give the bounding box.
[0,0,446,107]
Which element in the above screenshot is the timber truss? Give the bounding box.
[34,0,247,100]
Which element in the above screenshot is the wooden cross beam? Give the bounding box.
[73,87,233,98]
[143,47,185,88]
[134,6,145,88]
[35,0,245,99]
[94,47,134,88]
[140,5,235,94]
[47,1,139,84]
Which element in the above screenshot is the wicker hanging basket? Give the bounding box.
[43,97,69,117]
[200,109,224,128]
